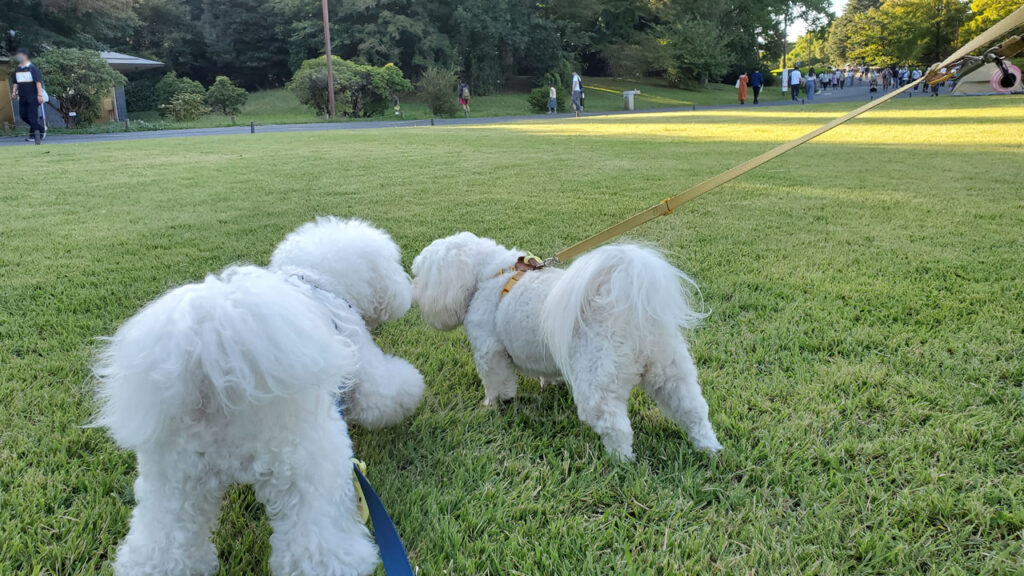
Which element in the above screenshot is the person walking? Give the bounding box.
[547,83,557,114]
[789,68,802,101]
[570,71,583,113]
[749,69,764,104]
[737,72,749,104]
[805,67,816,101]
[10,48,46,145]
[457,79,471,116]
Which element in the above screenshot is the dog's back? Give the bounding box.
[94,265,357,452]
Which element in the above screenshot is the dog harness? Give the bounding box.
[495,253,545,298]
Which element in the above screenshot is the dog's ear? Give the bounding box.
[411,233,482,330]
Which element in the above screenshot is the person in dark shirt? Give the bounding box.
[10,48,46,144]
[749,69,764,104]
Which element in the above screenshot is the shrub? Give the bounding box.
[527,86,564,113]
[155,72,205,108]
[35,49,126,127]
[205,76,248,115]
[664,65,685,88]
[288,56,412,118]
[125,78,159,112]
[417,66,459,117]
[160,91,211,121]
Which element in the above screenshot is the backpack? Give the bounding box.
[460,85,470,99]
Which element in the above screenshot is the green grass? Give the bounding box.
[2,96,1023,575]
[33,77,785,135]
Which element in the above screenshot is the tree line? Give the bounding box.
[3,0,832,92]
[790,0,1018,68]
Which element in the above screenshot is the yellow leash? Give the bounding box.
[551,5,1024,265]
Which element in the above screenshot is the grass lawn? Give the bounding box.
[1,95,1022,575]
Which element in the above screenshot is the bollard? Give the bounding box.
[250,121,255,134]
[125,119,130,131]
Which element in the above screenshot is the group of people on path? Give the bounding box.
[786,67,861,101]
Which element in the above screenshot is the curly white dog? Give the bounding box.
[94,217,424,576]
[412,233,721,461]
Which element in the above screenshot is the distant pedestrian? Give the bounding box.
[911,67,922,90]
[457,79,471,116]
[789,68,802,101]
[10,48,46,145]
[570,71,583,113]
[749,69,764,104]
[547,83,557,114]
[737,72,748,104]
[838,69,846,89]
[805,67,816,101]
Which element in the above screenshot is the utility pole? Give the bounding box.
[321,0,336,118]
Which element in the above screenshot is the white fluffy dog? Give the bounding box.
[94,217,424,576]
[411,233,721,460]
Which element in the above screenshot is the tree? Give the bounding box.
[34,48,126,126]
[205,76,248,115]
[834,0,971,65]
[417,66,459,116]
[154,71,204,107]
[288,56,412,117]
[198,0,291,87]
[961,0,1020,42]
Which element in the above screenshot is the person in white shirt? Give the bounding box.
[789,68,802,101]
[570,72,583,113]
[911,67,923,90]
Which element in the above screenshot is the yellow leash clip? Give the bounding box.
[351,458,370,524]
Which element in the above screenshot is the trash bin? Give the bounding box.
[623,90,640,110]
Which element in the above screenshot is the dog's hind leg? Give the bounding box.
[565,338,640,461]
[113,450,225,576]
[254,418,378,576]
[470,335,518,406]
[641,338,722,454]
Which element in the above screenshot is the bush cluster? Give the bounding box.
[205,76,248,115]
[527,86,565,113]
[161,91,211,121]
[288,57,412,118]
[417,67,459,117]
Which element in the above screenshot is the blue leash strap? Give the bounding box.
[353,463,415,576]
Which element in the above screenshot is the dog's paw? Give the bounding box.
[694,438,723,455]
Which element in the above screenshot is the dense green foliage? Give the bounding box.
[154,71,205,108]
[527,86,566,112]
[417,66,460,116]
[1,96,1023,574]
[205,76,248,115]
[807,0,1017,67]
[160,90,211,121]
[287,56,412,117]
[33,48,126,126]
[2,0,831,92]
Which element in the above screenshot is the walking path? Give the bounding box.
[0,81,932,147]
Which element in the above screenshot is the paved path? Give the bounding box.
[0,81,929,147]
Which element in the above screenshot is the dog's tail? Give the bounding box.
[93,266,357,449]
[541,244,706,373]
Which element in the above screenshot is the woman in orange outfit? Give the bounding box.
[737,72,749,105]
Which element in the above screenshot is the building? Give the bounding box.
[1,51,163,130]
